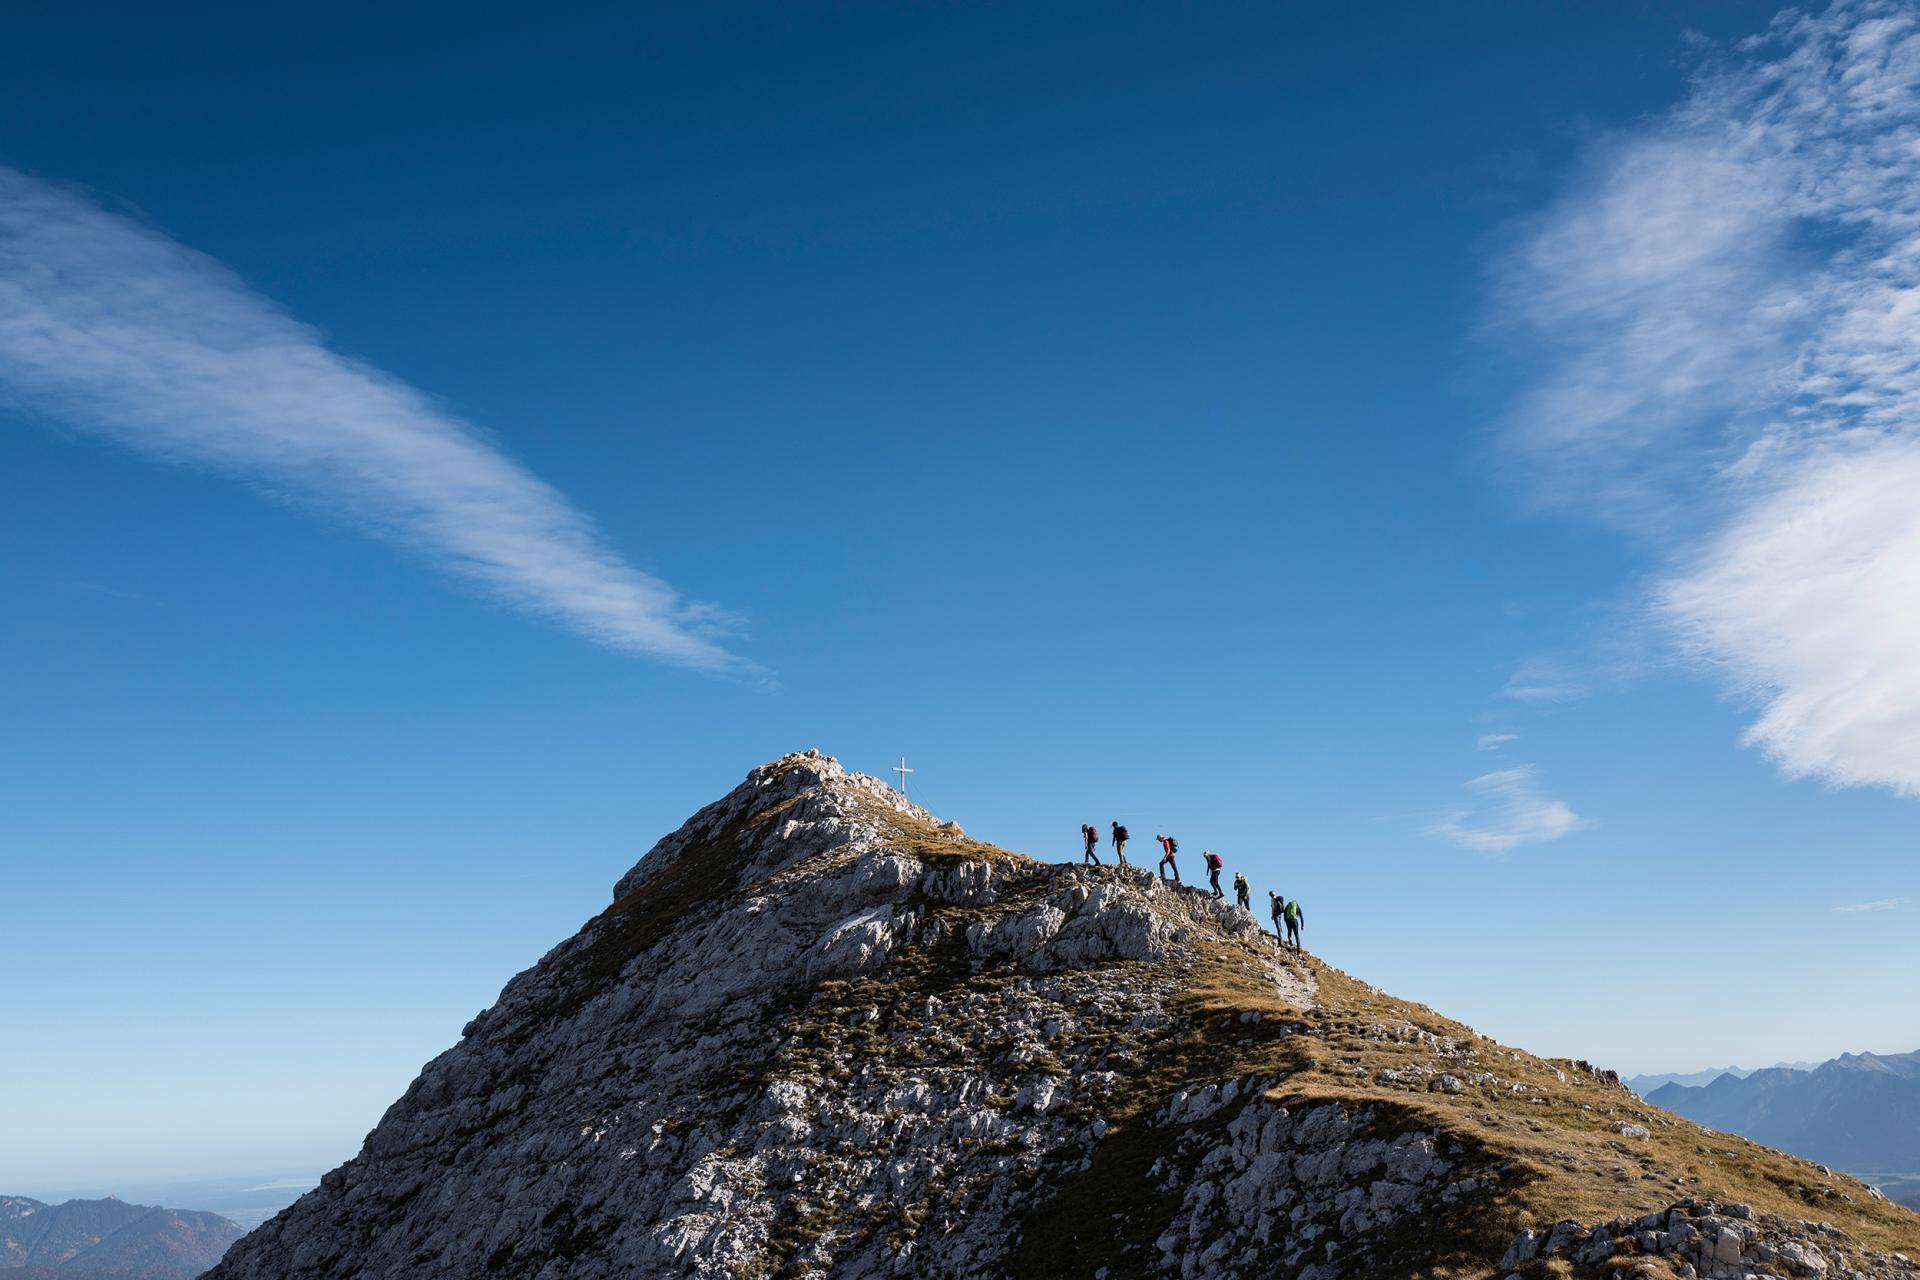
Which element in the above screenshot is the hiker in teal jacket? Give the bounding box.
[1282,897,1304,952]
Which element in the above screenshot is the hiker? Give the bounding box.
[1155,833,1180,883]
[1111,821,1130,866]
[1233,871,1250,910]
[1283,897,1304,952]
[1081,823,1100,865]
[1268,890,1285,943]
[1204,850,1224,898]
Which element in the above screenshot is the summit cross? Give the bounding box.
[892,756,914,799]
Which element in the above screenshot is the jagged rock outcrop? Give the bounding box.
[1503,1197,1920,1279]
[206,752,1920,1279]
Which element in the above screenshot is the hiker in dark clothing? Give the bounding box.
[1111,822,1130,866]
[1268,891,1286,946]
[1204,850,1224,898]
[1155,833,1180,883]
[1283,897,1304,952]
[1081,823,1100,865]
[1232,871,1250,911]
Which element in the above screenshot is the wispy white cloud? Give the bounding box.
[1476,732,1520,750]
[1494,0,1920,794]
[0,167,752,674]
[1501,657,1589,704]
[1832,897,1906,912]
[1428,765,1591,854]
[57,580,158,605]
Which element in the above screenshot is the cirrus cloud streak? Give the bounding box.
[0,167,752,674]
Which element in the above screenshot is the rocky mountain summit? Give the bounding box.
[205,751,1920,1279]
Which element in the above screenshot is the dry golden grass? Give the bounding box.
[852,797,1031,867]
[1260,959,1920,1268]
[1001,851,1920,1274]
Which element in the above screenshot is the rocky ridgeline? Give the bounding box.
[1502,1198,1920,1279]
[203,751,1920,1279]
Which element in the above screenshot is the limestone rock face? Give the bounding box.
[204,752,1920,1280]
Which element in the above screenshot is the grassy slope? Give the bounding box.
[1278,960,1920,1274]
[850,810,1920,1277]
[1021,897,1920,1277]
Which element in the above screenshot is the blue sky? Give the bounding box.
[4,0,1917,1189]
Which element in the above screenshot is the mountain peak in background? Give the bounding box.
[202,752,1920,1278]
[1649,1050,1920,1212]
[1833,1052,1920,1079]
[0,1194,242,1279]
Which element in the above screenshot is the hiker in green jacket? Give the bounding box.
[1282,897,1304,952]
[1232,871,1250,911]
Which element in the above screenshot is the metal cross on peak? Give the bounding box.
[892,755,914,798]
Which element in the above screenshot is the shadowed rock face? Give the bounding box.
[201,752,1920,1280]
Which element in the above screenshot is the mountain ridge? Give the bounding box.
[1625,1062,1825,1096]
[0,1195,242,1279]
[1628,1067,1753,1095]
[203,751,1920,1278]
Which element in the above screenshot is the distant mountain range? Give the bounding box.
[1627,1061,1821,1094]
[11,1178,316,1234]
[1643,1050,1920,1209]
[0,1196,243,1280]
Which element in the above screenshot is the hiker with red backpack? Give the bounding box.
[1155,833,1180,884]
[1204,849,1225,898]
[1080,823,1100,865]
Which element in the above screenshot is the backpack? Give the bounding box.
[1284,900,1302,924]
[1205,852,1222,871]
[1166,836,1178,854]
[1115,825,1129,842]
